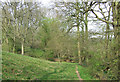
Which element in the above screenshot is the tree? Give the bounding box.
[54,1,94,64]
[2,1,44,55]
[89,1,119,79]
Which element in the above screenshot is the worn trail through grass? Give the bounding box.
[2,52,94,80]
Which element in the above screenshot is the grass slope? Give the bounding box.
[2,52,94,80]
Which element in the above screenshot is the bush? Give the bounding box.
[25,48,54,60]
[44,50,54,60]
[25,48,45,58]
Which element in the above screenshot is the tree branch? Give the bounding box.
[91,9,114,25]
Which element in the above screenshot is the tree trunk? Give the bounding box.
[112,2,118,39]
[117,2,120,80]
[13,36,15,53]
[13,3,17,53]
[85,13,88,42]
[105,23,110,59]
[77,25,81,64]
[78,40,81,64]
[76,1,81,65]
[85,12,89,65]
[21,39,24,55]
[57,51,61,64]
[112,2,119,56]
[6,37,10,52]
[112,2,120,80]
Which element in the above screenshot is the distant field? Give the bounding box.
[2,52,94,80]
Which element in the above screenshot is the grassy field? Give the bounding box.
[2,52,94,80]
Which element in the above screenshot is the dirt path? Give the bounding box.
[76,65,83,80]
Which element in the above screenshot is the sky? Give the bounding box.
[39,0,52,6]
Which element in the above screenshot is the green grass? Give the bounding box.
[2,52,94,80]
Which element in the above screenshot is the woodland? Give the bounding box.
[1,0,120,80]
